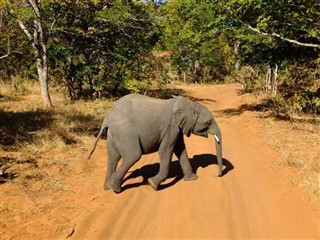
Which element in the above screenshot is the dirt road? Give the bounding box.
[66,84,319,239]
[2,84,319,240]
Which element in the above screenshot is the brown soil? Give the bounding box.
[1,84,319,239]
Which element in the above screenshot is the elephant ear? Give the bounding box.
[173,96,198,137]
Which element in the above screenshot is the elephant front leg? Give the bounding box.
[180,153,198,181]
[148,147,174,191]
[174,135,198,181]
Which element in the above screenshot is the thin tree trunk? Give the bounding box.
[234,40,241,71]
[265,63,279,96]
[18,0,52,108]
[193,60,200,83]
[265,64,272,93]
[271,63,278,96]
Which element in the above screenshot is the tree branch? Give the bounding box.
[18,20,33,41]
[243,22,320,49]
[49,13,60,35]
[0,37,21,59]
[28,0,41,19]
[0,37,10,59]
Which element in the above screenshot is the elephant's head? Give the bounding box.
[173,96,223,177]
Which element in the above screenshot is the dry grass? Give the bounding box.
[264,118,320,201]
[0,81,112,188]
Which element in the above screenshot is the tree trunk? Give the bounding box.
[38,65,52,107]
[265,63,278,96]
[18,0,53,108]
[271,63,278,96]
[193,59,200,83]
[234,40,241,71]
[265,64,272,93]
[34,25,52,107]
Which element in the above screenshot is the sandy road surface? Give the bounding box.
[66,84,319,239]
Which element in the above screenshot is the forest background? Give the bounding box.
[0,0,319,116]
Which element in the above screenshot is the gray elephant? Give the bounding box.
[89,94,222,193]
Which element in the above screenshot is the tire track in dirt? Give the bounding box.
[69,84,319,239]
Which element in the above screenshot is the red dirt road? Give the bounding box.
[1,84,319,239]
[70,84,319,239]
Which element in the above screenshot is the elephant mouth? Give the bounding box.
[194,131,208,138]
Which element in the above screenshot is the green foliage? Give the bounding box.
[162,0,232,83]
[225,0,320,117]
[124,79,150,94]
[47,0,162,100]
[227,0,320,63]
[1,0,162,100]
[0,4,34,81]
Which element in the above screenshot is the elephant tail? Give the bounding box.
[88,117,108,160]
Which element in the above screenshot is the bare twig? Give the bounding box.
[0,37,20,59]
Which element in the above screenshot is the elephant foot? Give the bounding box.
[148,177,159,191]
[184,173,198,181]
[106,179,122,193]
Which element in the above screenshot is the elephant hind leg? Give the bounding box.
[107,137,142,193]
[104,140,121,191]
[107,154,142,193]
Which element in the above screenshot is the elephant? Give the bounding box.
[88,94,223,193]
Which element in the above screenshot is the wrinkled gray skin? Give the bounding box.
[89,94,222,193]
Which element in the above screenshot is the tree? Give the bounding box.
[227,0,320,49]
[162,0,232,83]
[225,0,320,72]
[48,0,161,100]
[16,0,53,107]
[226,0,320,114]
[1,1,33,84]
[1,0,55,107]
[1,0,161,101]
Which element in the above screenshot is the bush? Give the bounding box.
[272,62,320,118]
[233,66,264,94]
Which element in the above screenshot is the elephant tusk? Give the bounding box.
[214,134,220,144]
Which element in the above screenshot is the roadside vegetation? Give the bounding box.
[264,118,319,201]
[0,0,319,200]
[0,82,106,188]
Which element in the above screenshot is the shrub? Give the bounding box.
[273,62,320,118]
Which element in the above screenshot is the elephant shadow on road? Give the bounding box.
[121,154,234,192]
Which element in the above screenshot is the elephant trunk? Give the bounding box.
[208,122,223,177]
